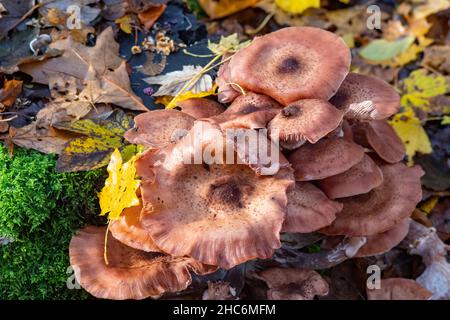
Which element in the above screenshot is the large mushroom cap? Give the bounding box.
[228,27,351,105]
[138,133,294,268]
[316,154,384,199]
[288,138,365,181]
[110,204,162,253]
[352,120,406,163]
[69,226,215,300]
[321,163,424,236]
[124,109,195,149]
[176,98,225,119]
[282,182,342,233]
[355,218,410,257]
[268,99,344,145]
[367,278,432,300]
[256,267,329,300]
[330,73,400,120]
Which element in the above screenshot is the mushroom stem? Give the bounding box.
[273,237,367,269]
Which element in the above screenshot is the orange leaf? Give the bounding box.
[0,79,22,108]
[138,4,166,31]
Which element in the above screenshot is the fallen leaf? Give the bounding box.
[38,0,101,26]
[412,0,450,20]
[442,116,450,125]
[98,148,140,221]
[389,107,433,165]
[20,27,147,111]
[198,0,259,19]
[401,69,448,113]
[208,33,250,55]
[423,45,450,74]
[144,65,213,96]
[359,36,415,62]
[53,109,137,172]
[137,3,166,31]
[154,84,217,108]
[0,0,34,39]
[0,79,22,108]
[275,0,320,14]
[115,14,133,34]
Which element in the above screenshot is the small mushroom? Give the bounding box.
[367,278,432,300]
[69,226,216,300]
[352,120,406,163]
[228,27,351,105]
[330,73,400,120]
[212,92,282,130]
[110,203,162,253]
[316,154,384,199]
[282,182,343,233]
[268,99,344,147]
[355,218,410,257]
[124,109,195,149]
[176,98,225,119]
[255,268,329,300]
[138,134,295,268]
[288,138,365,181]
[321,163,424,236]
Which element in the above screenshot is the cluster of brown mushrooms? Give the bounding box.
[69,27,426,300]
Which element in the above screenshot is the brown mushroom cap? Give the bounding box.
[282,182,342,233]
[176,98,225,119]
[110,204,162,253]
[124,109,195,149]
[367,278,432,300]
[352,120,406,163]
[212,92,282,130]
[138,136,294,268]
[288,138,365,181]
[69,226,216,300]
[321,163,424,236]
[330,73,400,120]
[356,218,410,257]
[316,154,384,199]
[268,99,344,145]
[228,27,351,105]
[256,267,329,300]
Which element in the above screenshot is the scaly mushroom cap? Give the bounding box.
[176,98,225,119]
[367,278,432,300]
[282,182,342,233]
[288,138,365,181]
[352,120,406,163]
[316,154,384,199]
[69,226,216,300]
[110,204,162,253]
[330,73,400,120]
[268,99,344,145]
[124,109,195,149]
[256,268,329,300]
[212,92,282,130]
[228,27,351,105]
[356,218,410,257]
[321,163,424,236]
[138,134,294,268]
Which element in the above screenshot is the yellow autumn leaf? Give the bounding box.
[401,69,448,111]
[98,149,140,220]
[389,107,432,165]
[157,84,217,109]
[275,0,320,14]
[115,15,133,34]
[419,196,439,214]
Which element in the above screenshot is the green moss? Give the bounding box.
[0,145,105,299]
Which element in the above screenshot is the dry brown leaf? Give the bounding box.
[137,52,166,77]
[199,0,260,19]
[0,79,22,109]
